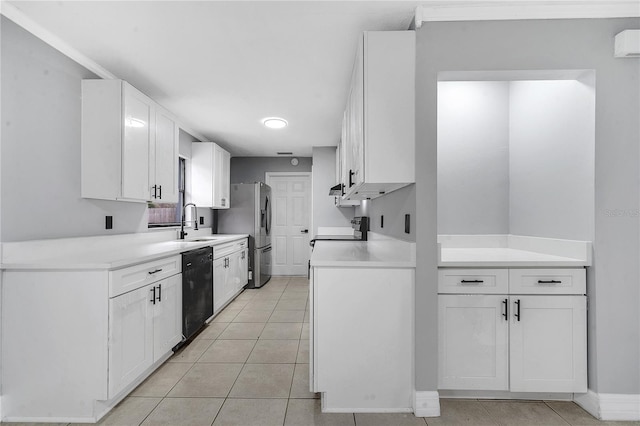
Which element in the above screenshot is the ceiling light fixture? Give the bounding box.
[262,117,288,129]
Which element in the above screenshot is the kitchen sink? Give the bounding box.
[184,237,219,242]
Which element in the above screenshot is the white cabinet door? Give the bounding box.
[438,295,509,390]
[192,142,231,209]
[108,284,154,398]
[152,109,178,203]
[350,35,364,189]
[227,250,246,294]
[152,274,183,362]
[239,248,248,289]
[213,146,231,208]
[122,84,152,201]
[509,295,587,393]
[213,257,228,313]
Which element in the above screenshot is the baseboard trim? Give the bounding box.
[575,390,640,421]
[413,391,441,417]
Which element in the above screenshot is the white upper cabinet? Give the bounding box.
[191,142,231,209]
[151,108,179,203]
[341,31,415,200]
[81,80,178,203]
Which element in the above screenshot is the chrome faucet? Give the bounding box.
[180,203,198,239]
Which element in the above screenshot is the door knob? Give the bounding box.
[301,229,309,234]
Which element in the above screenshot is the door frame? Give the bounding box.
[265,172,313,276]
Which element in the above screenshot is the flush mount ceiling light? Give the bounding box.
[262,117,288,129]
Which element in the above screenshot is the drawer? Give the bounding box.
[110,255,181,298]
[438,269,509,294]
[509,268,586,295]
[214,239,247,259]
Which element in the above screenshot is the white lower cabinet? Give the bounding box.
[311,266,414,411]
[438,268,587,394]
[509,295,587,392]
[108,284,154,398]
[438,295,509,391]
[213,239,248,314]
[1,255,182,422]
[109,268,182,398]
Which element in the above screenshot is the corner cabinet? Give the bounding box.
[438,268,587,394]
[191,142,231,209]
[340,31,415,201]
[81,79,178,203]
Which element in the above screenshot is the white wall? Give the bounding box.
[311,147,354,236]
[437,81,511,234]
[509,79,595,240]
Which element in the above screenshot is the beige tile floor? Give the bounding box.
[12,276,638,426]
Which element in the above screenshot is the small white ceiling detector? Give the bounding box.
[262,117,288,129]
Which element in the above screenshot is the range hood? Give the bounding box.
[329,183,343,196]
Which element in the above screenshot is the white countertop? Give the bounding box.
[1,232,248,271]
[310,235,415,268]
[437,234,591,267]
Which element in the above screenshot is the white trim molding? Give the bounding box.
[413,390,441,417]
[575,390,640,421]
[414,1,640,28]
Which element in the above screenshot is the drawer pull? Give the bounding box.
[148,269,163,275]
[460,280,484,284]
[537,280,562,284]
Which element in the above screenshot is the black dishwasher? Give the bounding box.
[181,246,213,342]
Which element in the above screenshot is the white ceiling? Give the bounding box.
[7,1,420,157]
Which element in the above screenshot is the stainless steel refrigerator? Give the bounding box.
[216,182,272,288]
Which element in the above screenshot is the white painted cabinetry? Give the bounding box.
[310,266,414,411]
[108,258,182,398]
[438,268,587,394]
[213,239,248,313]
[81,80,178,203]
[1,255,182,422]
[192,142,231,209]
[340,31,415,200]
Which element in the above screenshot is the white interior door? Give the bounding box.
[267,172,311,276]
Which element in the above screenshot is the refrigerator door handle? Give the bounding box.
[262,246,272,253]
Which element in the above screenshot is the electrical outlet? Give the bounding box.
[106,216,113,230]
[199,216,204,225]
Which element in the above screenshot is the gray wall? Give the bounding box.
[1,17,149,242]
[357,184,416,242]
[509,79,595,241]
[437,81,510,234]
[311,147,354,236]
[417,18,640,395]
[230,157,312,184]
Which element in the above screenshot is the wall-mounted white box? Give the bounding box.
[614,30,640,58]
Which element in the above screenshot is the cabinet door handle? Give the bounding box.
[349,169,355,187]
[158,185,162,200]
[151,185,157,199]
[515,299,521,321]
[157,284,162,302]
[460,279,484,284]
[537,280,561,284]
[150,287,156,304]
[502,298,508,321]
[148,269,163,275]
